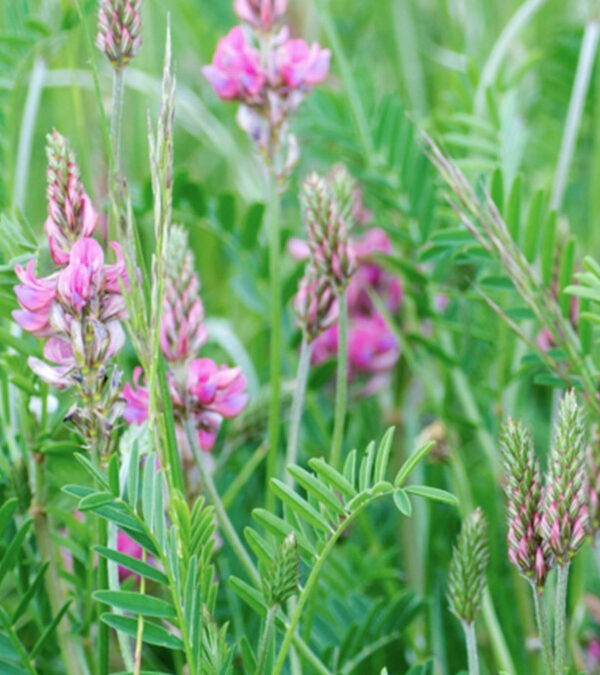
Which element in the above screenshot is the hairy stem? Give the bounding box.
[285,338,313,486]
[532,585,554,675]
[551,20,600,211]
[266,171,282,508]
[330,292,348,469]
[462,621,479,675]
[32,455,81,675]
[256,604,278,675]
[111,69,125,175]
[555,563,570,675]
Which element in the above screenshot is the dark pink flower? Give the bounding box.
[12,261,58,337]
[234,0,287,29]
[186,358,249,418]
[203,26,265,102]
[276,38,330,89]
[123,367,149,424]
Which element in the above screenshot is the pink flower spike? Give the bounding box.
[13,260,57,337]
[288,237,311,260]
[203,26,265,102]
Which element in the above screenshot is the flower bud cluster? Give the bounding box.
[291,173,402,393]
[96,0,142,71]
[447,508,489,625]
[501,391,590,583]
[501,419,552,588]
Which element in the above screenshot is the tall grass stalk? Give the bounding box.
[111,69,125,173]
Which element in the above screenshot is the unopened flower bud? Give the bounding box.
[447,508,488,625]
[294,264,338,343]
[501,418,553,588]
[97,0,142,71]
[542,390,588,566]
[301,172,355,291]
[234,0,287,30]
[263,532,299,606]
[45,131,97,265]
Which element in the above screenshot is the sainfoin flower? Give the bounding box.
[203,1,329,179]
[541,390,588,566]
[234,0,287,29]
[500,418,553,588]
[13,139,128,448]
[202,26,265,102]
[275,38,330,89]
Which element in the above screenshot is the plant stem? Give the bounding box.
[31,454,81,675]
[285,338,313,486]
[532,585,554,675]
[330,292,348,470]
[184,417,331,675]
[551,20,600,211]
[555,563,570,675]
[97,516,109,675]
[462,621,479,675]
[107,522,134,672]
[111,68,125,175]
[266,170,282,508]
[133,550,147,675]
[184,418,260,586]
[256,604,278,675]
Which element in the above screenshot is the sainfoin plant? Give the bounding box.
[6,0,600,674]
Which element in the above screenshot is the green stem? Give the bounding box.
[133,550,146,675]
[266,171,282,509]
[551,20,600,211]
[256,604,278,675]
[330,293,348,470]
[32,455,81,675]
[462,621,479,675]
[285,338,313,486]
[111,69,125,175]
[107,523,134,672]
[532,585,554,675]
[555,563,570,675]
[184,418,261,586]
[184,418,331,674]
[97,517,109,675]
